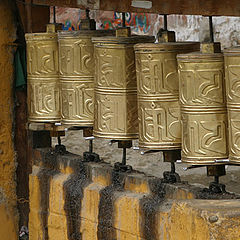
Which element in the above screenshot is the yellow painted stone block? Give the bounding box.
[115,230,145,240]
[157,201,207,240]
[0,203,18,240]
[48,173,70,215]
[165,187,195,200]
[80,218,98,240]
[29,167,45,240]
[80,169,112,239]
[59,165,74,175]
[81,168,111,222]
[81,183,105,223]
[157,200,240,240]
[28,209,44,240]
[114,192,146,238]
[29,166,42,211]
[90,164,112,186]
[124,175,150,194]
[48,212,68,240]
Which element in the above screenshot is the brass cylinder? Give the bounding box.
[134,42,200,149]
[224,46,240,163]
[58,30,113,126]
[178,52,228,164]
[92,32,154,140]
[26,26,60,122]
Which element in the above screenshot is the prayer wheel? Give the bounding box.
[178,44,228,164]
[26,24,60,122]
[58,30,113,126]
[134,42,199,149]
[92,28,154,140]
[224,46,240,163]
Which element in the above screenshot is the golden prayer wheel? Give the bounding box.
[58,30,114,126]
[178,47,228,164]
[26,24,60,122]
[224,46,240,163]
[92,28,154,140]
[134,42,200,150]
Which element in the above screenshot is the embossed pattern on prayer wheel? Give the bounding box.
[224,46,240,163]
[92,31,154,140]
[178,52,228,164]
[134,42,200,149]
[58,30,113,126]
[26,26,60,122]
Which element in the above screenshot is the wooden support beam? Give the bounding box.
[32,0,240,16]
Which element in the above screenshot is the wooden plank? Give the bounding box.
[27,122,65,131]
[32,0,100,9]
[32,0,240,16]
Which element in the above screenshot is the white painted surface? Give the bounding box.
[131,0,152,9]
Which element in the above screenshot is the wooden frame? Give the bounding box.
[32,0,240,16]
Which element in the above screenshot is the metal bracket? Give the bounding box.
[163,171,181,184]
[54,144,67,155]
[209,182,226,194]
[114,162,133,173]
[109,140,132,166]
[207,165,226,194]
[83,152,101,163]
[163,162,181,184]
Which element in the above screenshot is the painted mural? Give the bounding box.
[100,12,151,34]
[50,7,240,48]
[50,7,157,35]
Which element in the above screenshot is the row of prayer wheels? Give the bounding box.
[25,21,240,165]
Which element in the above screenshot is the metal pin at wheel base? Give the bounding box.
[26,24,62,122]
[113,140,133,172]
[207,165,226,194]
[134,42,200,150]
[92,27,154,140]
[82,127,100,162]
[162,150,181,183]
[224,46,240,164]
[178,43,228,164]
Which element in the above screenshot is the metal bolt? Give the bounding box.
[209,215,218,223]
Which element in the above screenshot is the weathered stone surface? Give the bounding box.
[29,148,240,240]
[0,1,18,239]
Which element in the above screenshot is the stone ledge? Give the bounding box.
[29,148,240,240]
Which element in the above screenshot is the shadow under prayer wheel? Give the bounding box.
[58,30,113,126]
[92,28,154,140]
[134,42,200,149]
[178,51,228,164]
[224,46,240,163]
[26,24,60,122]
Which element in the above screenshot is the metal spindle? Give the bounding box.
[122,12,126,27]
[209,16,214,42]
[53,6,56,23]
[57,136,61,145]
[89,139,93,153]
[122,148,127,165]
[164,14,168,30]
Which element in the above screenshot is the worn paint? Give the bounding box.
[63,163,90,240]
[29,148,240,240]
[0,0,18,239]
[97,170,126,240]
[0,199,18,240]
